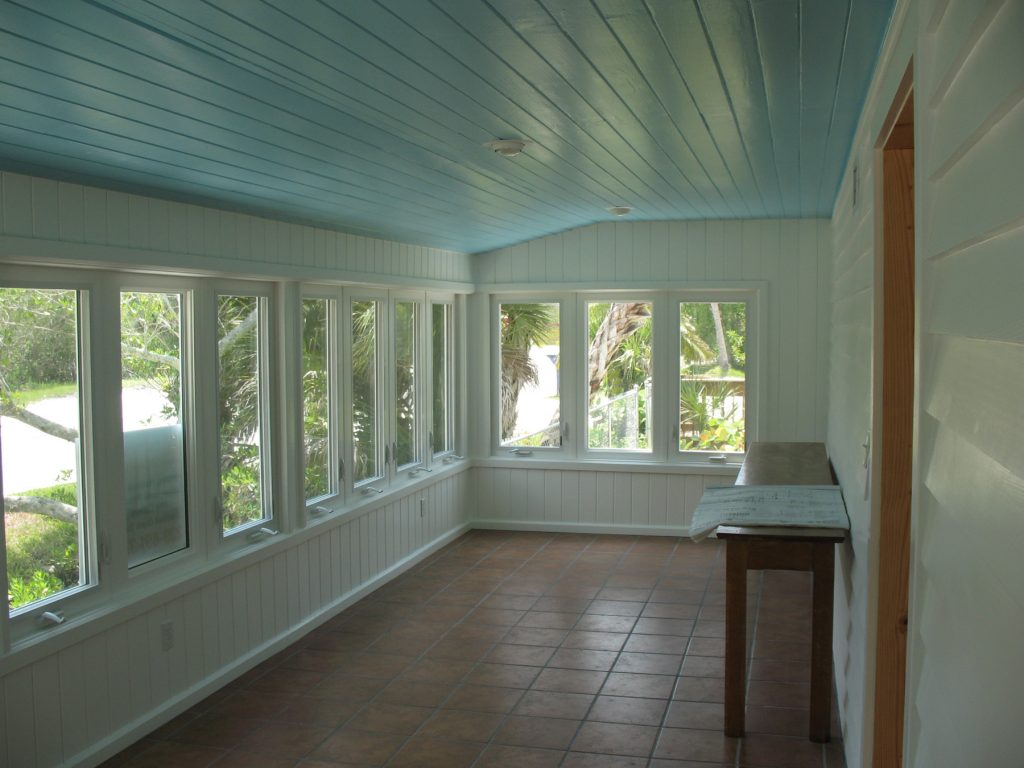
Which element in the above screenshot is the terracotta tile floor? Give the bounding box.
[103,531,846,768]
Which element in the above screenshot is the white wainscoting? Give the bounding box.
[468,464,736,536]
[0,469,471,768]
[0,171,473,288]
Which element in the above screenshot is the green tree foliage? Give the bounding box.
[500,303,556,440]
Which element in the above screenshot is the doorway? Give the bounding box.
[872,63,914,768]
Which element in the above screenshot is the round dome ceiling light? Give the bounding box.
[485,139,528,157]
[607,205,632,216]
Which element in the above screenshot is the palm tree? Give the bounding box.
[500,303,555,440]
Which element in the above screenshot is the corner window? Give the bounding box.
[499,302,561,449]
[586,301,653,452]
[120,290,190,567]
[216,294,271,533]
[678,302,747,454]
[1,287,91,611]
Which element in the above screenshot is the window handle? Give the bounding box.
[248,527,278,542]
[361,486,384,496]
[338,458,345,482]
[392,442,398,465]
[310,505,332,518]
[510,447,533,457]
[38,610,65,627]
[562,421,569,441]
[384,443,390,466]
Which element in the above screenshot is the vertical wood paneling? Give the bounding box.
[32,658,62,767]
[81,634,111,746]
[5,666,36,767]
[0,171,472,284]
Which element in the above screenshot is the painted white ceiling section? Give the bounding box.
[0,0,894,252]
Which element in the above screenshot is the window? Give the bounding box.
[431,302,454,456]
[120,290,189,568]
[393,299,419,469]
[302,297,333,502]
[1,287,90,611]
[678,302,747,454]
[217,294,270,533]
[494,291,755,463]
[586,301,653,452]
[351,298,382,486]
[499,302,561,448]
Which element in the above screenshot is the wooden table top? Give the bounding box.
[734,442,836,487]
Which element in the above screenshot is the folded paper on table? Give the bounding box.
[689,485,849,542]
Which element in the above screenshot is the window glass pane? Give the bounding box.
[679,302,747,453]
[499,302,560,447]
[217,295,266,531]
[586,301,653,451]
[351,299,380,483]
[1,288,87,610]
[121,291,188,567]
[432,303,453,455]
[394,300,418,468]
[302,298,331,501]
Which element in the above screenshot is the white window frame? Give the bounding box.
[118,276,201,578]
[210,282,276,543]
[427,295,456,464]
[389,292,426,479]
[0,266,104,644]
[346,289,388,496]
[299,289,343,518]
[492,294,570,457]
[490,287,762,468]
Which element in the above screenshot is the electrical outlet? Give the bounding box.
[160,620,174,652]
[419,498,426,518]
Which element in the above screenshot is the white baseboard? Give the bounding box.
[471,519,692,537]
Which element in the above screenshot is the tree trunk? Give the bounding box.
[0,399,78,442]
[710,303,730,375]
[587,303,650,396]
[3,495,78,524]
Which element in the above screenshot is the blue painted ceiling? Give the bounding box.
[0,0,894,253]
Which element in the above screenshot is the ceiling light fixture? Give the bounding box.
[485,139,528,157]
[607,205,632,216]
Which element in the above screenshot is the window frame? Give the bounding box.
[117,276,201,578]
[389,291,426,479]
[491,294,569,457]
[490,288,761,467]
[211,282,276,543]
[0,266,104,642]
[345,289,388,495]
[427,296,456,463]
[300,289,342,513]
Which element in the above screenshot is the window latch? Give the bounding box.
[361,486,384,496]
[338,458,345,482]
[248,527,278,542]
[38,610,66,628]
[509,447,533,457]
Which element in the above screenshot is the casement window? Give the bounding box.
[350,295,385,490]
[494,291,756,465]
[216,292,274,535]
[497,300,564,452]
[120,289,192,568]
[392,297,421,471]
[1,285,94,614]
[302,296,336,504]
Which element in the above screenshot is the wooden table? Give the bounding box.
[717,442,846,743]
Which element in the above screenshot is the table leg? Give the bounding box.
[810,542,835,742]
[725,539,748,738]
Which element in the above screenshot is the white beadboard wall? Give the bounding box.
[0,469,471,768]
[906,0,1024,766]
[469,465,737,535]
[474,218,833,444]
[0,171,473,287]
[826,3,917,766]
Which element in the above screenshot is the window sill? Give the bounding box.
[476,456,742,476]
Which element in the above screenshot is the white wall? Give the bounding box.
[907,0,1024,765]
[474,219,833,446]
[0,171,474,287]
[826,4,917,766]
[829,0,1024,766]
